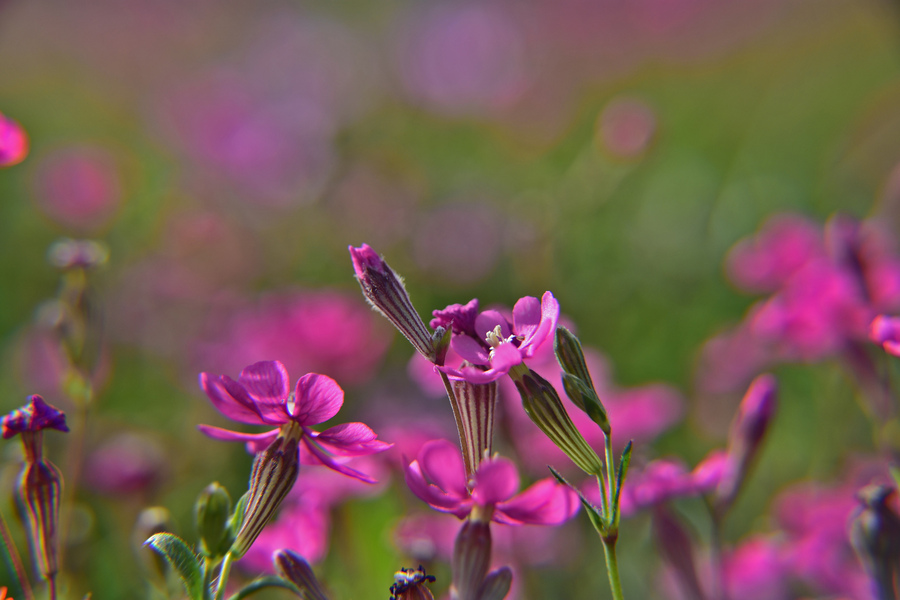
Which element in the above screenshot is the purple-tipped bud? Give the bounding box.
[390,565,436,600]
[349,244,445,364]
[450,379,498,477]
[230,432,301,558]
[715,374,777,513]
[513,369,604,476]
[19,458,63,582]
[2,396,69,442]
[451,520,492,600]
[47,239,110,271]
[850,485,900,600]
[652,506,704,600]
[274,549,331,600]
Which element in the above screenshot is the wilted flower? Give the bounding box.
[198,360,391,482]
[390,565,436,600]
[404,439,578,525]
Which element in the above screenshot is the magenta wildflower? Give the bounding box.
[436,292,560,384]
[404,439,578,525]
[870,314,900,356]
[198,360,390,483]
[0,112,29,167]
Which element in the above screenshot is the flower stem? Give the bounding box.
[602,537,625,600]
[213,552,234,600]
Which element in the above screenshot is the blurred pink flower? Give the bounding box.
[198,360,390,482]
[721,536,790,600]
[596,96,656,159]
[405,439,578,525]
[397,3,529,116]
[435,292,559,384]
[32,145,122,231]
[196,290,391,387]
[870,314,900,356]
[0,112,28,167]
[83,433,168,497]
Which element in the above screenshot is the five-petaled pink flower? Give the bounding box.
[404,439,578,525]
[198,360,390,482]
[434,292,560,384]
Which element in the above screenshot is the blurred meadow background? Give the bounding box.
[4,0,900,598]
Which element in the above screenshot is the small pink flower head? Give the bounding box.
[0,112,29,167]
[404,439,578,525]
[198,360,390,482]
[438,292,560,384]
[2,395,69,440]
[870,315,900,356]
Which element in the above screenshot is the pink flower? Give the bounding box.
[404,439,578,525]
[435,292,560,384]
[0,112,29,167]
[870,314,900,356]
[198,360,390,482]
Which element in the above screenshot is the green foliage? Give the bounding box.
[143,533,204,600]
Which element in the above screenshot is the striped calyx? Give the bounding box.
[450,520,491,600]
[350,244,444,364]
[274,549,331,600]
[19,458,63,579]
[513,369,604,476]
[449,379,498,477]
[229,426,301,558]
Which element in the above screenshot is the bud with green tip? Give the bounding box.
[195,482,233,558]
[513,368,604,475]
[555,327,610,435]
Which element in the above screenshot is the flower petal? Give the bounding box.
[496,478,579,525]
[418,439,469,497]
[292,374,344,425]
[200,373,269,425]
[238,361,290,419]
[472,457,519,506]
[315,422,392,457]
[475,310,511,339]
[197,424,279,454]
[404,458,471,516]
[452,335,491,365]
[515,292,559,358]
[302,437,377,483]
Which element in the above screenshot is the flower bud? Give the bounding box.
[514,369,604,475]
[450,379,498,476]
[555,328,611,435]
[850,485,900,600]
[451,520,491,600]
[477,568,512,600]
[194,482,233,558]
[390,565,436,600]
[274,549,331,600]
[349,244,444,363]
[230,433,300,558]
[19,458,63,580]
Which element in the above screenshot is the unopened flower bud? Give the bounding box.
[195,482,233,558]
[19,458,63,580]
[450,379,498,476]
[230,432,300,558]
[477,568,512,600]
[451,520,491,600]
[274,549,331,600]
[390,565,436,600]
[555,327,593,386]
[349,244,444,363]
[514,369,604,475]
[715,374,777,513]
[850,485,900,600]
[555,328,611,435]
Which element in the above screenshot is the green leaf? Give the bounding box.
[0,509,32,600]
[548,466,608,535]
[611,441,633,526]
[144,533,204,600]
[225,576,303,600]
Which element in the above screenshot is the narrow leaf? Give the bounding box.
[225,576,303,600]
[611,441,633,526]
[144,533,204,600]
[548,466,608,535]
[0,510,32,600]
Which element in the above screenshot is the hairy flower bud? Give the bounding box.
[230,432,300,558]
[349,244,445,364]
[513,369,604,475]
[274,549,331,600]
[195,482,233,558]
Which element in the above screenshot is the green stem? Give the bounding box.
[214,552,234,600]
[602,538,625,600]
[604,435,616,521]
